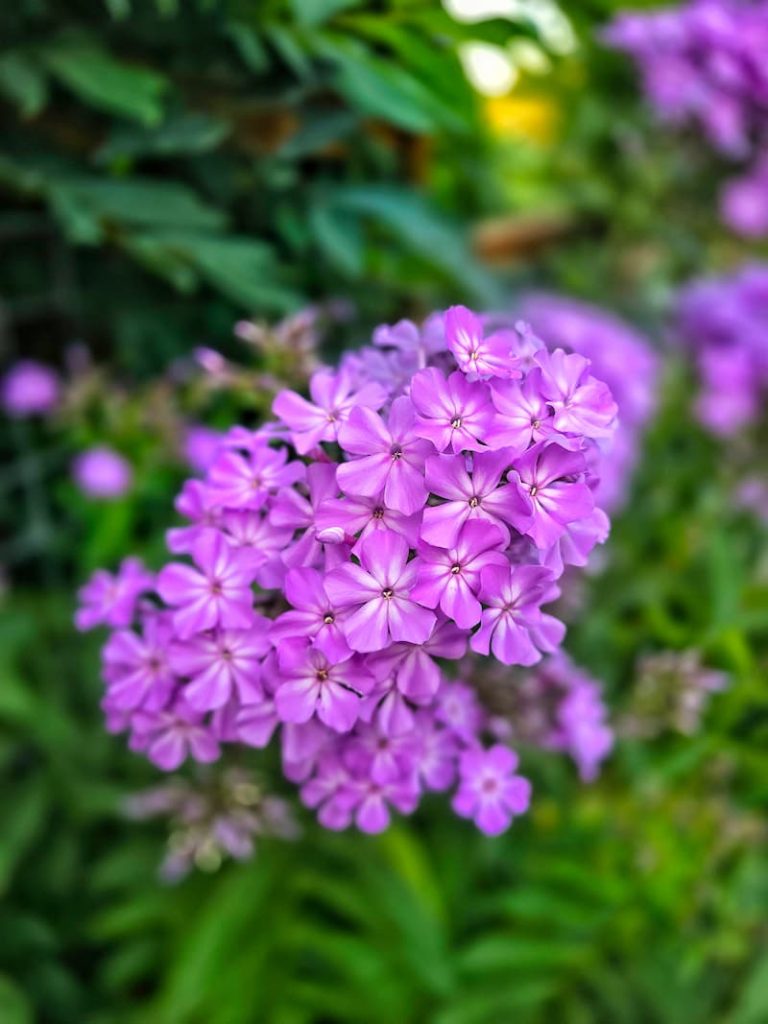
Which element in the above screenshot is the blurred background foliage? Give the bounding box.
[1,1,768,1023]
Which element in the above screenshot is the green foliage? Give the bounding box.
[0,0,528,371]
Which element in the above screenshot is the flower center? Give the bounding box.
[450,563,462,575]
[451,417,462,429]
[468,496,480,508]
[531,418,540,429]
[390,446,403,460]
[210,578,223,595]
[316,669,329,682]
[323,613,335,625]
[381,588,394,600]
[220,646,233,661]
[372,506,385,519]
[481,776,499,794]
[529,485,538,497]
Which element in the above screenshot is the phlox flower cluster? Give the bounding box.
[77,307,617,836]
[676,264,768,435]
[605,0,768,236]
[519,294,659,511]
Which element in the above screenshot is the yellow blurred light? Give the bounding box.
[484,93,558,143]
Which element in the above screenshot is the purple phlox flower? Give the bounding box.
[168,618,270,712]
[411,521,509,629]
[373,318,422,354]
[130,696,220,771]
[445,305,521,380]
[488,368,556,454]
[270,462,338,570]
[452,744,531,835]
[341,335,423,396]
[166,479,223,554]
[409,367,494,453]
[535,349,617,439]
[75,557,154,631]
[531,654,614,782]
[1,359,60,417]
[184,425,225,474]
[270,566,351,662]
[541,506,610,577]
[236,652,280,748]
[337,396,432,514]
[218,509,294,588]
[325,530,436,652]
[471,563,565,666]
[299,751,355,830]
[366,616,466,707]
[315,491,421,552]
[208,444,304,511]
[338,759,420,834]
[157,530,260,639]
[721,158,768,237]
[273,367,386,454]
[73,447,133,499]
[413,711,459,791]
[345,723,419,784]
[102,612,176,711]
[422,450,532,548]
[508,443,594,550]
[275,641,374,733]
[435,681,485,743]
[281,719,332,783]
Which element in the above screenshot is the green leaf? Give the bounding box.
[97,112,230,162]
[226,21,270,73]
[327,44,440,133]
[41,42,168,125]
[145,232,300,312]
[0,976,33,1024]
[0,779,47,895]
[51,178,228,232]
[329,184,498,302]
[0,52,48,117]
[309,202,364,276]
[288,0,363,28]
[732,956,768,1024]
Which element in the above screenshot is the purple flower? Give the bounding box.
[166,480,223,554]
[488,369,555,454]
[315,492,421,551]
[273,368,386,454]
[131,698,220,771]
[471,564,564,666]
[169,621,270,711]
[102,613,175,711]
[325,531,436,652]
[270,463,339,570]
[508,444,594,549]
[75,557,154,631]
[275,642,373,732]
[1,360,60,418]
[337,397,431,514]
[452,745,531,835]
[409,367,494,453]
[184,425,225,474]
[535,349,617,439]
[157,530,260,638]
[208,444,304,511]
[270,567,351,662]
[411,521,509,628]
[73,447,133,499]
[422,451,532,547]
[444,305,521,380]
